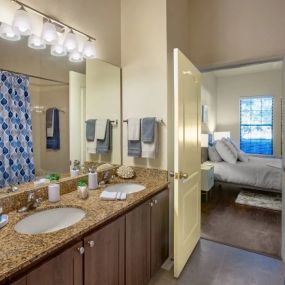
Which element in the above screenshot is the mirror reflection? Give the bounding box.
[0,34,121,189]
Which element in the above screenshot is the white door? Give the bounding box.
[173,48,201,277]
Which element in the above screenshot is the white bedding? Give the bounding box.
[212,156,282,192]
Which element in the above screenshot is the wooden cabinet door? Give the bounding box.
[150,189,169,277]
[10,277,26,285]
[126,201,151,285]
[26,241,83,285]
[84,216,125,285]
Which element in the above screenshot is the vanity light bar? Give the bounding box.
[11,0,96,41]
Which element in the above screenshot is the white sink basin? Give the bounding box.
[105,183,145,194]
[15,207,86,234]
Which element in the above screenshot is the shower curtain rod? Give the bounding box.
[0,69,69,85]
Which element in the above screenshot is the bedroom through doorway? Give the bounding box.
[200,60,283,258]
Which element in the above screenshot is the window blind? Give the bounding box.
[240,96,273,155]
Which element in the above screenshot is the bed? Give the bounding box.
[210,156,282,193]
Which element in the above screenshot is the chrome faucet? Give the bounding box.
[17,192,42,213]
[99,171,114,187]
[7,184,19,193]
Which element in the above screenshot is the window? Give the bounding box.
[240,96,273,155]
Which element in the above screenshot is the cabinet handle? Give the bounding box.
[77,247,85,255]
[154,199,158,205]
[149,202,154,207]
[88,240,95,248]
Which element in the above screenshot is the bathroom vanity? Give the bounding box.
[0,169,169,285]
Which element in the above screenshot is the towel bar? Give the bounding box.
[84,120,118,126]
[123,118,165,125]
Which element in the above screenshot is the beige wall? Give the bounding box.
[201,73,217,134]
[121,0,168,169]
[86,60,121,165]
[188,0,285,68]
[216,70,282,156]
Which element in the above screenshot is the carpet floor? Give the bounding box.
[201,184,281,258]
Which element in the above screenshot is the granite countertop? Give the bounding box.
[0,169,168,284]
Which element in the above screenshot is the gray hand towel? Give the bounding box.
[127,118,142,157]
[96,120,111,154]
[86,119,96,142]
[142,117,156,143]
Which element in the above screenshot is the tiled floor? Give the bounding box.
[149,239,285,285]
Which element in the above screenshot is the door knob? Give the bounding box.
[169,171,175,177]
[180,172,189,179]
[169,171,189,180]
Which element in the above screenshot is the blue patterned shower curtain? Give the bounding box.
[0,71,35,187]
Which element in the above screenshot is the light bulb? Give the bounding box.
[69,50,83,62]
[41,22,58,45]
[28,35,46,49]
[63,31,78,52]
[51,44,67,56]
[0,23,21,41]
[83,40,96,59]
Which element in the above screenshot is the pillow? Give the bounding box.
[226,138,249,162]
[208,145,223,162]
[215,139,238,164]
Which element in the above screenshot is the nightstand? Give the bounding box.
[201,163,214,202]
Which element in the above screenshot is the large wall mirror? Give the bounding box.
[0,29,121,189]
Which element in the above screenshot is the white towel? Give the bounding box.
[100,191,127,201]
[100,191,117,200]
[128,118,141,140]
[141,122,158,159]
[87,124,97,154]
[96,119,108,140]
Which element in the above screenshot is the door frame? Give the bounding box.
[200,55,285,261]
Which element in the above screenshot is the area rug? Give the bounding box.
[235,191,282,211]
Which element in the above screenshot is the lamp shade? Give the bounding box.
[41,22,58,44]
[213,131,231,141]
[69,50,83,62]
[63,31,78,52]
[12,8,32,36]
[82,40,96,59]
[0,23,21,41]
[28,34,46,49]
[201,134,209,147]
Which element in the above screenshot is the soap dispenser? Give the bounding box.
[88,167,98,190]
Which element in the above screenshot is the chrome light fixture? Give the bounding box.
[12,7,32,36]
[41,21,58,45]
[0,23,21,41]
[28,34,46,49]
[63,30,78,52]
[69,50,83,62]
[82,39,96,59]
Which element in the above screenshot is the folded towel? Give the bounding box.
[128,118,141,140]
[86,119,96,142]
[141,121,158,159]
[87,120,97,153]
[46,108,54,137]
[97,120,111,154]
[100,191,127,201]
[142,117,156,143]
[46,108,60,150]
[100,191,117,200]
[96,119,108,140]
